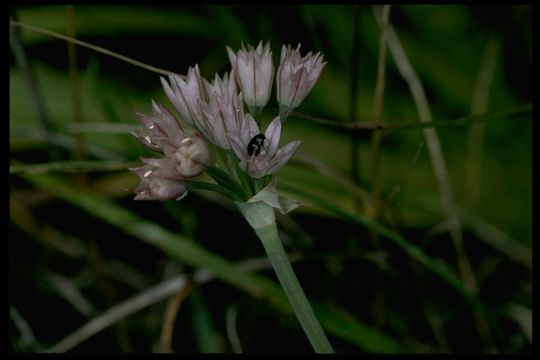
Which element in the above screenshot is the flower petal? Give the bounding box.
[226,46,237,67]
[264,116,281,157]
[266,140,302,175]
[228,134,248,163]
[241,113,261,145]
[162,75,193,125]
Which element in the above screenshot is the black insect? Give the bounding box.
[247,134,266,156]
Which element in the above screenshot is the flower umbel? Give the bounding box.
[276,44,326,121]
[228,115,301,179]
[227,41,274,116]
[129,41,332,353]
[132,41,324,199]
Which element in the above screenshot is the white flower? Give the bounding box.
[228,115,301,179]
[227,41,274,115]
[276,44,326,121]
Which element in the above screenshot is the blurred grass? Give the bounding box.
[10,4,531,354]
[16,5,216,44]
[23,171,410,353]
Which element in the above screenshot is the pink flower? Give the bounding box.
[227,41,274,115]
[195,71,246,150]
[199,89,246,150]
[130,102,210,201]
[131,101,209,178]
[130,156,188,201]
[276,44,326,121]
[160,65,206,126]
[228,115,301,179]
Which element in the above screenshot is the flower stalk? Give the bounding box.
[128,40,329,353]
[236,201,334,353]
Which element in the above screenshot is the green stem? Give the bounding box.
[236,201,334,353]
[256,224,334,353]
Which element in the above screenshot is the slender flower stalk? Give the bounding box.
[227,41,274,117]
[276,44,326,122]
[236,201,334,353]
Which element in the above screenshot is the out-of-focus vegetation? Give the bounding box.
[9,5,531,353]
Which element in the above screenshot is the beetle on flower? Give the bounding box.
[228,115,301,179]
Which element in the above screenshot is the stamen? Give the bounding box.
[145,136,152,144]
[143,170,153,178]
[181,137,192,145]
